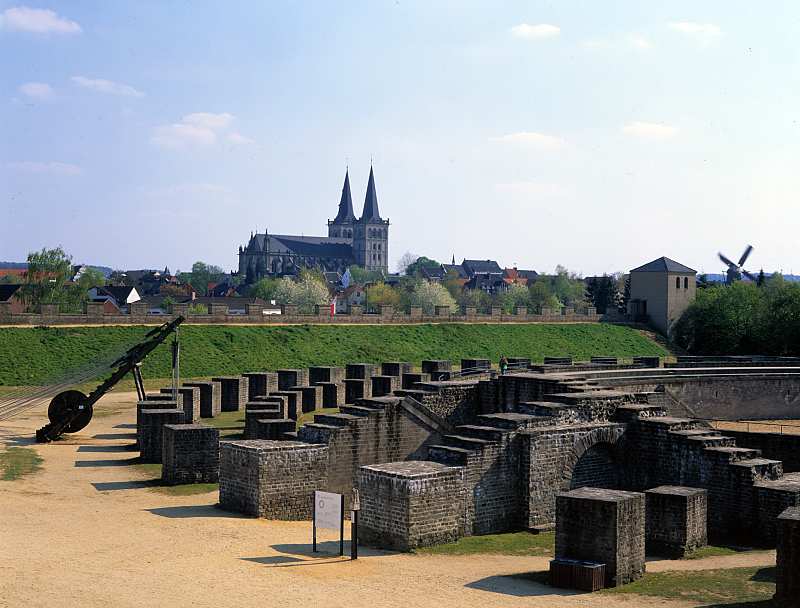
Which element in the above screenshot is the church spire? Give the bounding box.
[333,169,355,223]
[360,165,382,222]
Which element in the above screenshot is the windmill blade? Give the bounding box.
[738,244,754,267]
[718,252,737,268]
[742,270,758,282]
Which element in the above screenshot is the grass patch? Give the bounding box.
[297,407,340,430]
[684,544,763,560]
[415,531,554,556]
[603,566,776,605]
[133,462,218,496]
[0,323,668,387]
[0,446,43,481]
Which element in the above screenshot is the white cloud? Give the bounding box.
[0,6,81,34]
[668,21,721,42]
[151,112,250,150]
[496,181,572,197]
[490,131,566,149]
[71,76,144,98]
[622,121,677,139]
[510,23,560,39]
[18,82,53,100]
[6,161,82,175]
[183,112,234,130]
[227,132,254,145]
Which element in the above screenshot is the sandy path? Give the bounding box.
[0,392,760,608]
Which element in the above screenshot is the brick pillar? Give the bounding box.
[409,305,422,319]
[378,304,394,319]
[776,507,800,604]
[350,304,363,316]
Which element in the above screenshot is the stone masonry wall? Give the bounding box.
[162,424,219,484]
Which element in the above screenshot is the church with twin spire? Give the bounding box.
[237,166,389,284]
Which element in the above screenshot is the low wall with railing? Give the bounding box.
[0,302,610,326]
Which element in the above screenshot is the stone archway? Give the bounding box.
[562,426,625,491]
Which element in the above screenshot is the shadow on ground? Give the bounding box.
[92,479,160,491]
[92,432,137,440]
[703,602,777,607]
[75,457,140,467]
[113,424,137,429]
[465,571,578,598]
[77,444,133,453]
[145,504,247,519]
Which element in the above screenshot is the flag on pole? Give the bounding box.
[330,297,336,317]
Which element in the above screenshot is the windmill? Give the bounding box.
[719,245,756,284]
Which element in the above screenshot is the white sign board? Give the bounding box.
[314,491,342,530]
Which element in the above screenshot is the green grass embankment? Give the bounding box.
[0,323,668,387]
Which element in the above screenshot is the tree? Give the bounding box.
[396,252,419,275]
[545,265,588,307]
[586,275,620,314]
[251,277,280,302]
[365,282,400,312]
[457,287,491,313]
[404,256,441,277]
[20,246,83,313]
[271,274,330,313]
[76,267,106,290]
[347,266,384,285]
[528,280,560,312]
[403,280,456,314]
[756,269,766,287]
[181,261,225,296]
[161,296,176,313]
[497,283,530,314]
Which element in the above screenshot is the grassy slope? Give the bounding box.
[0,447,44,480]
[0,323,667,386]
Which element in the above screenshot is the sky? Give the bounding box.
[2,1,800,277]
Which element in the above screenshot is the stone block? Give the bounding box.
[291,385,322,413]
[344,378,371,404]
[219,440,329,519]
[159,386,200,423]
[139,408,185,463]
[358,461,464,551]
[162,424,219,484]
[244,408,282,439]
[776,506,800,604]
[408,306,422,319]
[137,398,177,445]
[556,487,646,587]
[317,382,345,407]
[371,375,399,397]
[309,366,345,385]
[242,372,278,398]
[401,372,431,389]
[381,362,413,377]
[435,305,451,317]
[183,381,221,418]
[507,357,531,370]
[461,358,490,372]
[346,363,377,380]
[272,390,302,420]
[645,486,708,558]
[277,369,309,391]
[212,376,248,412]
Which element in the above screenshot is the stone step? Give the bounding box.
[339,405,378,417]
[613,403,665,422]
[313,413,362,427]
[703,446,762,463]
[427,444,471,466]
[685,435,737,448]
[393,389,430,401]
[730,458,784,480]
[479,412,552,430]
[282,431,298,440]
[442,434,492,451]
[455,424,512,442]
[638,416,700,431]
[518,401,572,417]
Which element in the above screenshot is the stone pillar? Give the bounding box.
[159,386,200,423]
[541,307,552,317]
[129,301,148,317]
[173,303,189,317]
[242,372,278,399]
[277,369,309,391]
[645,486,708,558]
[463,306,477,319]
[371,375,399,397]
[344,378,371,403]
[85,302,104,319]
[358,461,464,551]
[378,304,394,319]
[308,366,345,385]
[421,360,452,381]
[162,424,219,484]
[350,304,363,316]
[317,382,345,408]
[0,301,11,323]
[345,363,377,380]
[409,305,422,319]
[461,358,490,373]
[401,372,430,389]
[281,304,298,316]
[211,376,248,412]
[514,306,527,317]
[210,303,228,318]
[435,305,451,318]
[183,381,221,418]
[490,306,502,319]
[776,507,800,605]
[555,487,646,588]
[381,362,413,377]
[246,303,264,317]
[587,306,597,316]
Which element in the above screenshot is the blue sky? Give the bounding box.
[2,1,799,276]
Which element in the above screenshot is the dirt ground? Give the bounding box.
[0,392,775,608]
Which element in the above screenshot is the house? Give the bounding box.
[627,256,696,336]
[503,267,539,286]
[0,284,26,313]
[88,286,141,312]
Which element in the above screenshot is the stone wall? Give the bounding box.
[645,486,707,558]
[139,408,184,463]
[183,381,220,418]
[724,431,800,473]
[775,506,800,605]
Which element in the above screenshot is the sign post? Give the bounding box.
[351,488,360,560]
[313,490,344,556]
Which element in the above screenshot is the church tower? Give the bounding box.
[327,169,355,243]
[354,166,389,273]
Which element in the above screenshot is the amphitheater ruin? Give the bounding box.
[127,354,800,596]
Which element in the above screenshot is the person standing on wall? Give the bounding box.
[499,355,508,375]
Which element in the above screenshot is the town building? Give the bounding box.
[238,167,389,284]
[627,256,696,336]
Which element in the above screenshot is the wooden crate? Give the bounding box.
[549,558,606,591]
